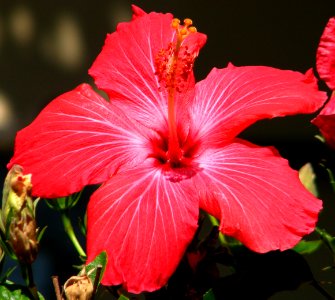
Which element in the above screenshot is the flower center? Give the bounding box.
[155,18,197,167]
[150,131,200,169]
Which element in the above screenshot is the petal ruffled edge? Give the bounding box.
[316,17,335,90]
[312,93,335,149]
[131,5,146,20]
[196,139,322,252]
[89,6,206,131]
[8,84,150,198]
[86,163,199,293]
[191,65,327,147]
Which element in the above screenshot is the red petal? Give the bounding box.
[131,5,147,19]
[191,65,327,147]
[317,17,335,90]
[8,84,150,198]
[89,11,172,129]
[312,93,335,149]
[89,8,206,130]
[86,163,199,293]
[197,140,321,253]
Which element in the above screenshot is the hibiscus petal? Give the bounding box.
[86,163,199,293]
[316,17,335,90]
[8,84,150,198]
[197,140,321,253]
[130,5,146,19]
[312,93,335,149]
[89,7,206,129]
[191,65,327,147]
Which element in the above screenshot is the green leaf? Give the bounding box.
[0,231,16,260]
[315,134,325,143]
[319,164,335,194]
[0,267,17,283]
[5,209,14,240]
[0,283,44,300]
[118,294,130,300]
[45,191,82,212]
[203,288,216,300]
[293,240,322,255]
[36,226,47,243]
[84,251,107,288]
[316,227,335,254]
[78,212,87,236]
[326,167,335,193]
[299,163,318,196]
[33,198,41,215]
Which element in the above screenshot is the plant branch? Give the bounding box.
[60,211,86,259]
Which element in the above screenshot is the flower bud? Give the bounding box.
[2,165,32,219]
[1,165,38,263]
[9,209,38,264]
[64,274,93,300]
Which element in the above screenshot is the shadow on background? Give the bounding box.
[1,1,335,299]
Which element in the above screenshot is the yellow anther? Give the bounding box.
[183,18,193,27]
[180,28,188,36]
[188,26,197,33]
[170,17,197,45]
[171,18,180,29]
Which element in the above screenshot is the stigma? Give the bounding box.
[171,18,197,40]
[155,18,198,93]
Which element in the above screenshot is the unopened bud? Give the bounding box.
[1,165,38,263]
[64,274,93,300]
[2,165,32,220]
[9,210,38,264]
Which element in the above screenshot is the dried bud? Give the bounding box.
[9,210,38,264]
[1,165,38,263]
[64,274,93,300]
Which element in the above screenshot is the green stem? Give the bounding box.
[319,163,335,193]
[311,279,334,300]
[61,211,86,259]
[315,227,335,254]
[207,214,227,246]
[20,262,39,300]
[326,168,335,193]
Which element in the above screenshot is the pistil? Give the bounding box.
[155,18,197,166]
[167,85,182,165]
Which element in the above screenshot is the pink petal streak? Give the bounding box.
[8,84,150,198]
[89,8,206,130]
[197,140,321,253]
[87,163,199,293]
[191,65,327,147]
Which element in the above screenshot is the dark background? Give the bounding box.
[1,1,335,299]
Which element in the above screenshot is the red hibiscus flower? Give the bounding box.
[8,6,327,293]
[312,93,335,149]
[316,17,335,90]
[312,17,335,149]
